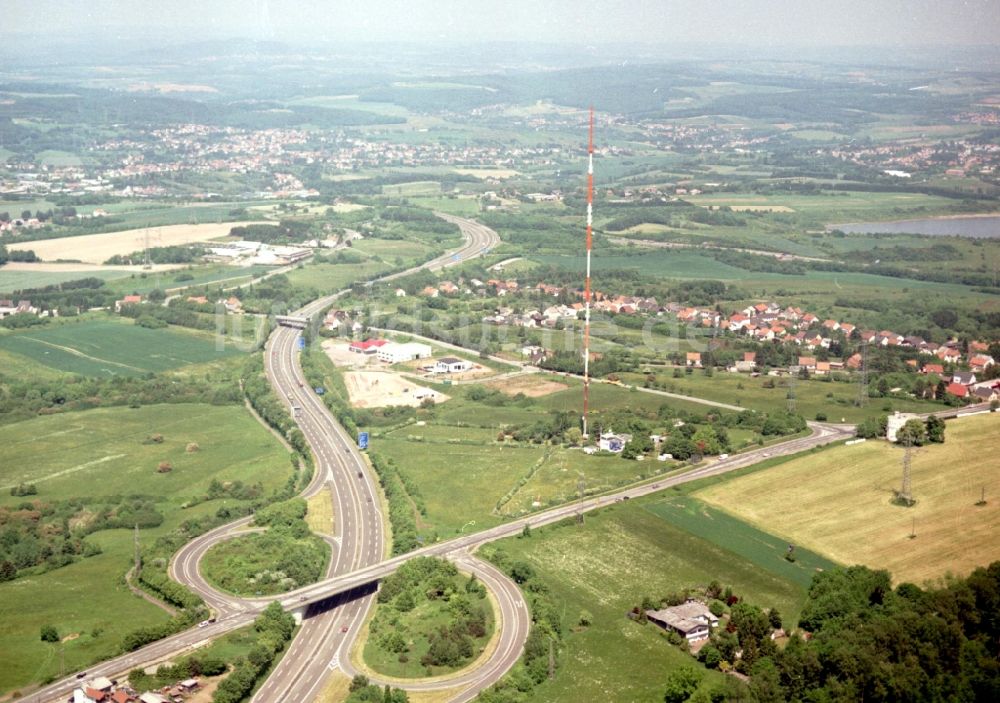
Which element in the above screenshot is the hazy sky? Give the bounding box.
[9,0,1000,46]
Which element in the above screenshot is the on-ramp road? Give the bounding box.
[22,213,858,703]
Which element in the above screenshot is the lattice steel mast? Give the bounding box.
[582,108,594,438]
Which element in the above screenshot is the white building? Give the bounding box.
[376,342,433,364]
[598,430,632,453]
[434,357,472,374]
[886,411,919,443]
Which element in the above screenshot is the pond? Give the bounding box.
[829,214,1000,238]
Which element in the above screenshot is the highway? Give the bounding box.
[21,212,502,703]
[25,209,902,703]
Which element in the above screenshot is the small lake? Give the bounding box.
[829,215,1000,239]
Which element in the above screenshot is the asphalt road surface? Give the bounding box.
[28,211,981,703]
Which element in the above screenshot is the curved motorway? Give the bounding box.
[23,211,866,703]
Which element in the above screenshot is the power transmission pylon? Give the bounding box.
[896,439,915,506]
[856,341,869,407]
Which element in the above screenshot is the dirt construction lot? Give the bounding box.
[344,371,449,408]
[486,374,567,398]
[322,340,374,369]
[8,221,260,264]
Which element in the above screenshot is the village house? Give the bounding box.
[114,294,143,313]
[970,354,995,372]
[645,600,720,642]
[686,352,702,368]
[0,299,37,318]
[323,309,351,331]
[223,296,242,313]
[953,371,977,386]
[946,382,970,399]
[972,385,999,403]
[734,351,757,373]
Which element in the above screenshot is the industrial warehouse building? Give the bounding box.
[376,342,433,364]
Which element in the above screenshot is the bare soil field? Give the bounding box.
[486,374,567,398]
[9,222,260,264]
[321,340,374,369]
[344,371,449,408]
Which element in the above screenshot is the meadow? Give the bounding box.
[695,412,1000,584]
[621,369,941,424]
[284,258,395,294]
[0,267,134,294]
[0,317,242,376]
[487,499,810,703]
[0,403,292,693]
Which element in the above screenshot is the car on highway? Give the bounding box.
[357,471,363,478]
[340,625,349,633]
[198,620,211,628]
[76,672,87,679]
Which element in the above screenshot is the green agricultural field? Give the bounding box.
[486,499,809,703]
[0,317,242,376]
[374,437,546,536]
[36,149,88,166]
[381,181,442,196]
[696,413,1000,585]
[101,264,276,295]
[0,403,292,517]
[643,497,838,589]
[351,238,437,261]
[407,196,483,216]
[0,403,292,693]
[536,379,714,417]
[621,370,941,424]
[503,448,674,515]
[284,259,393,294]
[0,268,134,294]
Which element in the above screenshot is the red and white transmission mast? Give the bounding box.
[582,107,594,438]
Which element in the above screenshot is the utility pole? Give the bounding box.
[786,375,797,413]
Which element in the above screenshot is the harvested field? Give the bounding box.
[8,221,260,264]
[0,261,182,273]
[344,371,449,408]
[696,413,1000,585]
[485,374,567,398]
